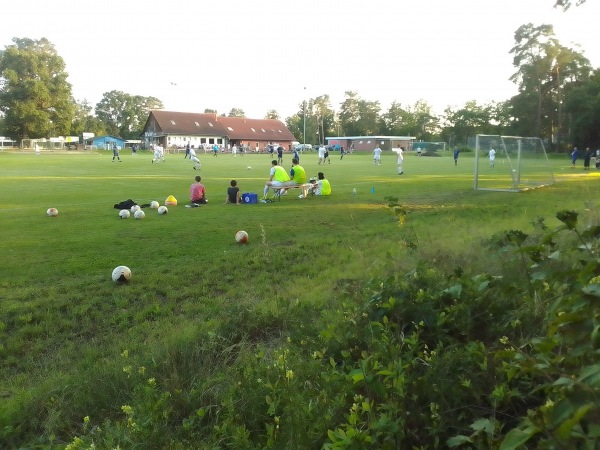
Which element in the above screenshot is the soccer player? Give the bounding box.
[189,147,201,170]
[373,145,382,165]
[311,172,331,196]
[317,144,325,165]
[393,144,404,175]
[262,160,291,200]
[112,142,122,162]
[489,147,497,168]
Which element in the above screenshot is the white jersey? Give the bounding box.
[189,148,197,158]
[318,146,325,157]
[394,147,403,162]
[373,147,382,158]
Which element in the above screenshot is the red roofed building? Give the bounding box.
[141,110,297,153]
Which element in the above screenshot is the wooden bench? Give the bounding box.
[272,183,314,201]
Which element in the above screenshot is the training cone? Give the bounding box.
[165,195,177,206]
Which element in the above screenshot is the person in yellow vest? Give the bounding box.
[311,171,331,196]
[262,160,291,199]
[289,158,306,185]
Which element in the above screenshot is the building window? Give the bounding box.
[170,120,176,125]
[208,122,214,127]
[201,138,206,144]
[251,128,256,132]
[195,122,200,127]
[209,138,215,144]
[227,126,233,131]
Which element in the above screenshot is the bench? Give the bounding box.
[272,183,314,201]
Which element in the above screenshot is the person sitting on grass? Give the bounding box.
[262,160,291,199]
[310,172,331,196]
[225,179,241,204]
[189,175,207,206]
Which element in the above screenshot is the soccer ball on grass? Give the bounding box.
[235,230,249,244]
[150,201,160,209]
[157,205,168,215]
[134,210,145,219]
[112,265,132,283]
[119,209,131,219]
[47,207,58,217]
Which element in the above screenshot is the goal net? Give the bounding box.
[474,135,554,192]
[411,141,447,156]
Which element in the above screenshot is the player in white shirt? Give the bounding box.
[189,147,201,170]
[317,145,325,165]
[393,144,404,175]
[372,146,382,165]
[152,144,164,164]
[489,148,496,167]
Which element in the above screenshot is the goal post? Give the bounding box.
[474,135,554,192]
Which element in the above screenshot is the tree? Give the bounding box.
[442,100,494,146]
[401,100,439,141]
[0,37,74,140]
[564,68,600,147]
[227,108,245,118]
[509,24,590,148]
[339,91,360,136]
[204,108,217,114]
[554,0,586,10]
[71,99,106,138]
[338,92,381,136]
[312,95,334,144]
[95,91,163,139]
[265,110,280,120]
[380,101,409,136]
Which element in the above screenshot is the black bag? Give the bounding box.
[113,199,137,210]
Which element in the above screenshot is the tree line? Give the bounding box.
[0,20,598,151]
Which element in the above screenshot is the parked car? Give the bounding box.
[294,144,313,151]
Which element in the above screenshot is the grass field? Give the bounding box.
[1,148,599,447]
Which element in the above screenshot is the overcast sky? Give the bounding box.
[1,0,598,120]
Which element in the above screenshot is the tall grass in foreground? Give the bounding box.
[0,150,599,448]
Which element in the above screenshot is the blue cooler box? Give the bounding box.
[242,193,258,204]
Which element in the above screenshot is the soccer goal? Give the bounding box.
[474,135,554,192]
[411,141,447,156]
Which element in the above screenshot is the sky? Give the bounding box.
[1,0,598,120]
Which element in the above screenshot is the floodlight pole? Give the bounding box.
[303,87,306,151]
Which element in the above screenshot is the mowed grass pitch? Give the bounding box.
[0,148,598,394]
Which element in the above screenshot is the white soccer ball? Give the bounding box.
[112,265,132,283]
[47,207,58,217]
[157,205,168,215]
[134,210,145,219]
[235,230,249,244]
[150,201,160,209]
[247,166,252,170]
[119,209,131,219]
[131,205,140,213]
